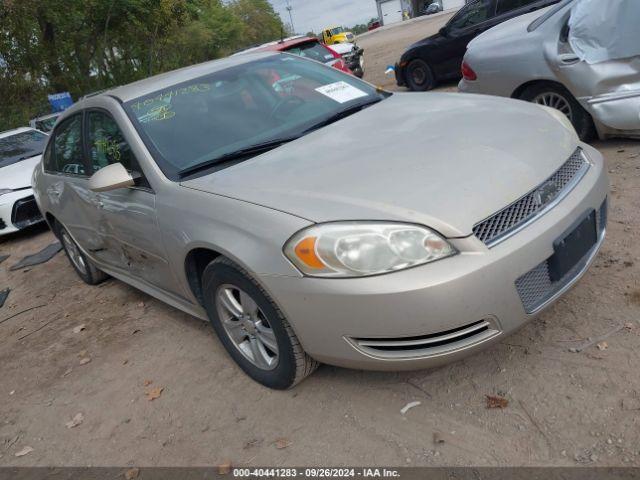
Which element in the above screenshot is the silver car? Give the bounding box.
[33,52,608,389]
[459,0,640,141]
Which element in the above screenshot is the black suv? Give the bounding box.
[395,0,560,91]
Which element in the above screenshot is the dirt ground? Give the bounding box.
[1,14,640,468]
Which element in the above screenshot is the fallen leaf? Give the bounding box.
[217,460,232,475]
[143,380,152,387]
[14,446,33,457]
[65,412,84,429]
[78,350,87,357]
[61,368,73,378]
[9,390,15,396]
[137,302,145,308]
[123,359,129,365]
[132,329,141,335]
[124,468,140,480]
[275,437,292,449]
[72,324,86,334]
[146,387,163,401]
[624,322,634,331]
[79,357,91,366]
[597,341,608,351]
[486,395,509,409]
[400,401,421,415]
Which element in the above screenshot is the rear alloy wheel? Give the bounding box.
[520,83,596,142]
[202,257,318,389]
[58,224,109,285]
[405,59,435,91]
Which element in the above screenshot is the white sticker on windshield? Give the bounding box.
[315,81,368,104]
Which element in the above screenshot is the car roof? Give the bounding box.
[0,127,40,139]
[235,36,317,55]
[67,51,278,107]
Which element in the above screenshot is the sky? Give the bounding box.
[269,0,380,34]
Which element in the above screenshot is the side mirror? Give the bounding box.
[89,162,135,192]
[439,26,448,36]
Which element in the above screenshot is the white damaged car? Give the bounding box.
[0,127,48,235]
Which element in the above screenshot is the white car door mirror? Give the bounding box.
[89,163,135,192]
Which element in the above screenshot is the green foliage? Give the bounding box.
[0,0,287,131]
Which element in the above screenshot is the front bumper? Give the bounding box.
[395,62,406,87]
[259,144,609,370]
[0,188,44,236]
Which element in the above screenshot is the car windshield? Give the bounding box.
[330,27,345,35]
[286,42,336,64]
[125,55,388,179]
[528,0,574,31]
[0,130,48,168]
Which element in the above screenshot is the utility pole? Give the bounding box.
[285,0,295,34]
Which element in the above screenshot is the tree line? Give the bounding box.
[0,0,287,131]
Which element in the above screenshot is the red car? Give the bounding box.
[237,36,353,75]
[368,21,381,31]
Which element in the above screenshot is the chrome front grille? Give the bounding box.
[349,318,501,359]
[473,149,589,247]
[516,198,607,314]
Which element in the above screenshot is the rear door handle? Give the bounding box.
[559,53,580,65]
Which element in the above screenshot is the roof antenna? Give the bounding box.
[280,25,284,44]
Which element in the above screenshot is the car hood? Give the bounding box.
[406,33,441,53]
[329,43,356,55]
[182,93,578,237]
[0,155,41,190]
[468,6,553,51]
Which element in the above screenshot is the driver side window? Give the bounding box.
[448,0,494,30]
[86,111,139,174]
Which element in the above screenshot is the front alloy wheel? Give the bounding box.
[202,257,318,389]
[216,284,279,370]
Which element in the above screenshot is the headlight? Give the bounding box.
[540,105,577,136]
[0,189,13,197]
[284,222,456,278]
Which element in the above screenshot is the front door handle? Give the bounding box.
[47,186,62,198]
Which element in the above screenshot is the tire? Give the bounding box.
[202,257,319,389]
[405,59,436,91]
[519,82,596,142]
[56,223,109,285]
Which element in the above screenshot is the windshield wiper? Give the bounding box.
[302,98,383,134]
[178,137,299,178]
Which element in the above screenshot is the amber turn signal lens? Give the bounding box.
[294,237,325,269]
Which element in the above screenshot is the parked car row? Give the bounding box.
[396,0,639,140]
[395,0,561,91]
[236,35,365,78]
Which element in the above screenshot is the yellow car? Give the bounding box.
[321,26,355,45]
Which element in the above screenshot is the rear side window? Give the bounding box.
[448,0,495,30]
[496,0,538,14]
[286,42,336,64]
[46,115,86,176]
